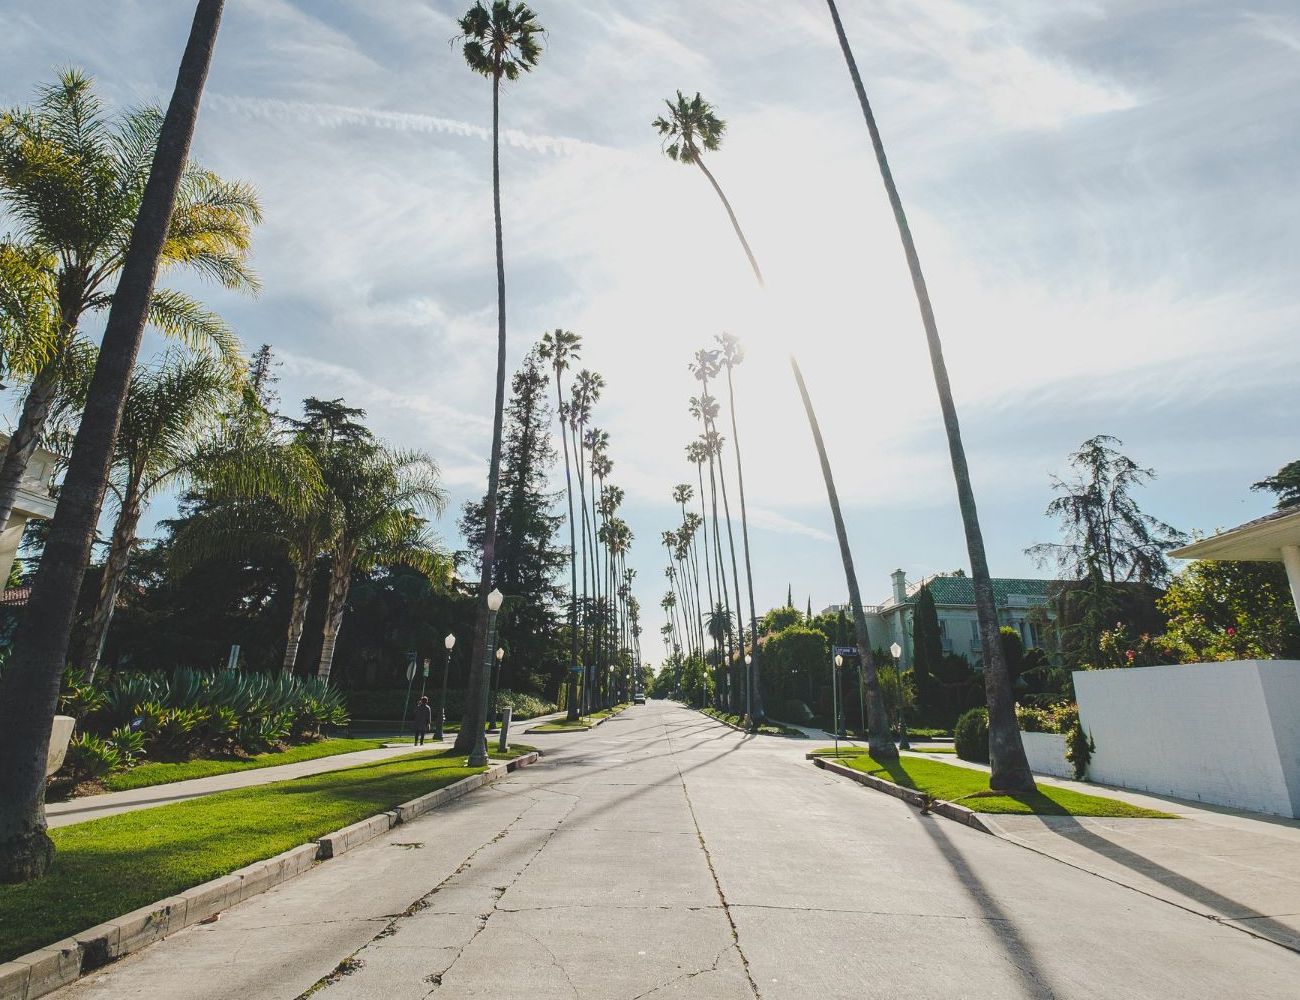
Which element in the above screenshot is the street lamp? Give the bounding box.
[607,663,614,708]
[489,647,505,730]
[891,640,910,750]
[832,653,844,755]
[436,633,455,741]
[468,589,504,767]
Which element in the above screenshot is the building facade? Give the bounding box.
[824,569,1055,668]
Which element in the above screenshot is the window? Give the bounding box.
[969,621,980,646]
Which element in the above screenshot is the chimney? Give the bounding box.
[891,569,907,605]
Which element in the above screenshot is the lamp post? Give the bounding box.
[891,640,910,749]
[489,647,505,729]
[606,663,614,708]
[468,589,504,767]
[832,653,843,755]
[744,654,753,729]
[436,633,455,741]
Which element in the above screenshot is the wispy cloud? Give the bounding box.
[746,507,834,544]
[209,94,602,156]
[1242,11,1300,54]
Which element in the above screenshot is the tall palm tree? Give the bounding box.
[317,447,448,684]
[538,328,582,719]
[686,441,718,656]
[70,351,236,680]
[454,0,544,753]
[0,0,226,884]
[653,91,764,287]
[823,0,1032,791]
[791,357,896,759]
[0,67,257,534]
[717,332,764,723]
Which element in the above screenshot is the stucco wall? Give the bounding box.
[1020,731,1071,779]
[1073,660,1300,818]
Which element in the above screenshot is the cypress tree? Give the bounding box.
[911,584,941,724]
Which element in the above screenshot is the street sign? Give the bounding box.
[406,652,417,682]
[227,644,240,670]
[422,658,431,677]
[832,646,857,656]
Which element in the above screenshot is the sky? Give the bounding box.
[2,0,1297,666]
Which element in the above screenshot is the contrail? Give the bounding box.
[209,94,599,156]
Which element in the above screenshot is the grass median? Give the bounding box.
[814,749,1174,819]
[102,737,391,791]
[1,745,531,963]
[530,704,628,732]
[701,708,805,737]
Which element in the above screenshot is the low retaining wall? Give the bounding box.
[1,751,539,1000]
[1020,731,1071,779]
[1074,660,1300,817]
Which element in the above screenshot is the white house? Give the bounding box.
[0,433,57,588]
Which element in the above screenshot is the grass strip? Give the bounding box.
[103,737,389,791]
[701,708,805,738]
[531,704,628,732]
[816,750,1174,819]
[1,746,525,962]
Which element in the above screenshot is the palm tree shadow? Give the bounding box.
[918,816,1058,998]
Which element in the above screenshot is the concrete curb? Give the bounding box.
[699,710,806,739]
[2,751,539,1000]
[809,755,992,834]
[526,704,629,734]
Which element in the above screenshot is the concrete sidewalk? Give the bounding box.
[46,711,566,829]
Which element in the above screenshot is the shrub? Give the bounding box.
[107,726,146,769]
[1016,702,1078,735]
[954,707,989,763]
[65,734,122,781]
[493,690,556,719]
[1065,719,1095,780]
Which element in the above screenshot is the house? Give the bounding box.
[0,433,57,586]
[823,569,1056,667]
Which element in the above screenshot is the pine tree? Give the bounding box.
[787,583,793,608]
[460,349,568,695]
[806,595,812,621]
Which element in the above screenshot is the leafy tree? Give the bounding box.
[0,67,257,534]
[0,0,227,883]
[1252,460,1300,510]
[823,0,1030,791]
[1028,435,1185,586]
[762,606,802,634]
[1157,561,1300,661]
[461,349,568,699]
[761,624,829,718]
[454,0,544,754]
[652,92,763,286]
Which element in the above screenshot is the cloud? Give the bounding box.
[208,94,602,156]
[745,507,835,544]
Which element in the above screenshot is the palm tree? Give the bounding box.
[71,351,236,680]
[686,441,718,658]
[0,67,257,534]
[717,332,764,724]
[453,0,544,753]
[653,91,764,287]
[317,447,448,684]
[0,0,227,884]
[538,328,583,718]
[790,357,896,759]
[823,0,1032,791]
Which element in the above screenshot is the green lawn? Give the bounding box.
[816,750,1174,819]
[701,708,805,738]
[906,745,956,755]
[1,746,526,962]
[103,737,390,791]
[530,704,627,732]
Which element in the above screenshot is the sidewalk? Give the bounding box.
[808,738,1300,952]
[47,710,565,829]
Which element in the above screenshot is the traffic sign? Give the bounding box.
[832,645,857,656]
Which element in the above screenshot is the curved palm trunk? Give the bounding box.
[79,498,142,683]
[694,158,764,288]
[824,0,1032,791]
[553,373,581,720]
[0,0,224,883]
[457,69,511,753]
[0,358,66,533]
[317,550,352,684]
[281,555,313,674]
[791,357,896,759]
[724,367,765,724]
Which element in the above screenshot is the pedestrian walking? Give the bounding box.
[413,696,433,745]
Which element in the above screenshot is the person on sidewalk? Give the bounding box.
[413,696,433,746]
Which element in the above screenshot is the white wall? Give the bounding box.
[1073,660,1300,818]
[1021,731,1072,779]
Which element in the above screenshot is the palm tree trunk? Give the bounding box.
[694,158,765,288]
[791,357,896,759]
[553,374,581,720]
[456,68,510,753]
[710,405,747,717]
[704,448,733,708]
[695,463,716,658]
[0,0,224,884]
[79,499,142,683]
[724,367,765,724]
[0,359,65,533]
[281,556,313,674]
[823,0,1032,791]
[317,550,352,684]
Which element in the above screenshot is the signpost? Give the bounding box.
[400,651,418,739]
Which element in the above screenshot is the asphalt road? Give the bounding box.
[54,700,1300,999]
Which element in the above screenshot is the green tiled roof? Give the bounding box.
[905,576,1053,608]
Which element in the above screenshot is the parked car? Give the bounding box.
[633,691,646,705]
